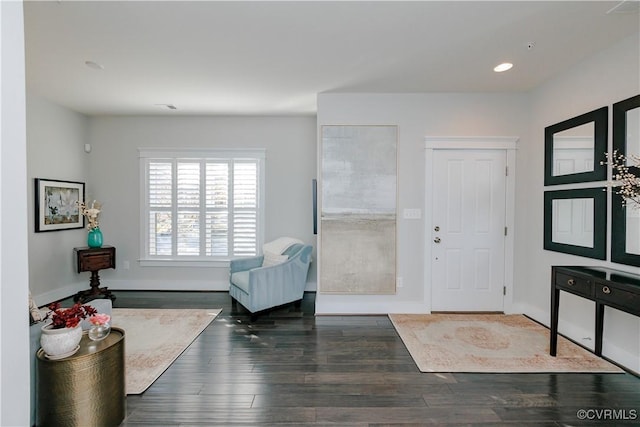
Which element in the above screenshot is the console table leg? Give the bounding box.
[550,284,560,357]
[595,302,604,356]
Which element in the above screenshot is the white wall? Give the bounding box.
[86,115,317,291]
[519,33,640,372]
[316,93,529,314]
[1,1,30,424]
[26,94,90,304]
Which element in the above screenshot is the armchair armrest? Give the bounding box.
[230,255,264,274]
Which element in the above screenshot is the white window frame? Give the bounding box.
[138,148,265,267]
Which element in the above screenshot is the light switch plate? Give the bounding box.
[403,208,422,219]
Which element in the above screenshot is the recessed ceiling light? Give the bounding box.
[84,60,104,70]
[494,62,513,73]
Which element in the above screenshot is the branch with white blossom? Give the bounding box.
[603,150,640,208]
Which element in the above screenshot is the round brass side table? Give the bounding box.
[37,327,125,427]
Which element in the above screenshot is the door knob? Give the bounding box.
[434,237,441,243]
[434,226,440,232]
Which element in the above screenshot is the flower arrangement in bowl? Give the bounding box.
[40,302,98,359]
[44,302,97,329]
[88,313,112,341]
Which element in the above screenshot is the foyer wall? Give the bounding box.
[86,115,317,292]
[316,92,529,314]
[520,33,640,372]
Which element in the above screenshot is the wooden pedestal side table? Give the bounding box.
[74,246,116,303]
[37,328,125,427]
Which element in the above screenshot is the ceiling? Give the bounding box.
[24,1,640,116]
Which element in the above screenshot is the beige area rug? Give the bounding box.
[112,308,221,394]
[389,313,623,373]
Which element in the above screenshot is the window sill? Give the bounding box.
[138,259,231,268]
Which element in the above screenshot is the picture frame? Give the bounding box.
[312,178,317,235]
[35,178,85,232]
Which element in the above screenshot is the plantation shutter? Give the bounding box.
[148,162,172,256]
[141,149,264,262]
[233,161,258,256]
[176,162,200,255]
[205,161,230,256]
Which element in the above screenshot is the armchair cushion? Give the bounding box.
[262,251,288,267]
[263,237,303,255]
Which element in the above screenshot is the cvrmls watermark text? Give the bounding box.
[576,408,637,421]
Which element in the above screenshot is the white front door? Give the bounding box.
[431,149,507,311]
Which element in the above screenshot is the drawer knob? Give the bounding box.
[602,286,611,294]
[567,279,575,286]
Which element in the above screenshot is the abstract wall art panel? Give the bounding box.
[320,125,397,294]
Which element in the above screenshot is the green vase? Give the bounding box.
[87,227,103,248]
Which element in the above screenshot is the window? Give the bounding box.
[139,148,265,266]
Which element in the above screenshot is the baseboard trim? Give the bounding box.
[315,298,429,315]
[33,282,87,306]
[103,279,317,293]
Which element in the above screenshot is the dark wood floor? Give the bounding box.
[113,291,640,426]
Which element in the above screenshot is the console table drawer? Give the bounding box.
[83,254,112,270]
[596,284,640,315]
[555,272,593,297]
[75,246,115,273]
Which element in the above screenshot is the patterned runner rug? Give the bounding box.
[112,308,221,394]
[389,313,622,373]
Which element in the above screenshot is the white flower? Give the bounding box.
[605,150,640,209]
[76,200,102,230]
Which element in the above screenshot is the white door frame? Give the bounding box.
[424,136,518,313]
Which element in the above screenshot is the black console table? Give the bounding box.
[550,265,640,357]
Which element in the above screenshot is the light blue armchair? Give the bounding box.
[229,243,313,320]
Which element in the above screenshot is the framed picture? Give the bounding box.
[35,178,85,232]
[312,178,317,235]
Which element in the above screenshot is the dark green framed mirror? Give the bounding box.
[543,187,607,259]
[611,192,640,266]
[611,94,640,266]
[544,107,608,186]
[612,94,639,175]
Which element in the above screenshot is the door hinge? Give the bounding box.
[505,166,509,176]
[503,286,506,296]
[504,226,508,236]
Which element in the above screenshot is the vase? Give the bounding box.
[88,227,103,248]
[88,322,111,341]
[40,324,82,359]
